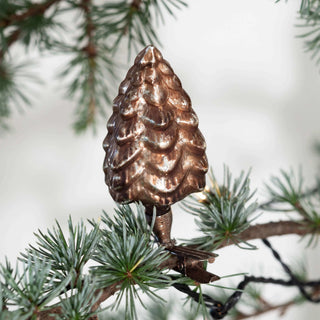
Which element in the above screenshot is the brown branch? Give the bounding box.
[38,306,62,320]
[80,0,95,49]
[294,200,310,218]
[160,219,311,269]
[37,282,121,320]
[235,300,295,319]
[131,0,143,10]
[80,0,97,126]
[4,29,22,50]
[0,0,62,59]
[121,0,143,36]
[217,220,309,249]
[91,282,122,312]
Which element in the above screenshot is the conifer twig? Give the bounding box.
[121,0,143,39]
[259,186,319,210]
[80,0,97,126]
[1,29,21,57]
[37,283,121,319]
[0,0,61,28]
[90,282,122,313]
[38,307,62,320]
[0,0,62,59]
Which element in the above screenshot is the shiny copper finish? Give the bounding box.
[178,261,220,284]
[146,209,174,246]
[103,45,208,206]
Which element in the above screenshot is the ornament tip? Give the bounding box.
[134,45,163,65]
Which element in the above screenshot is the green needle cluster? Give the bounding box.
[183,166,258,251]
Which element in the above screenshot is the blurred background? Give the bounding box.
[1,0,320,318]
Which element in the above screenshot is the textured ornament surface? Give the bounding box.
[103,45,208,206]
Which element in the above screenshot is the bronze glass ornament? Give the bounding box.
[103,45,218,283]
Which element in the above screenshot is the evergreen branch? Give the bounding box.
[160,219,316,270]
[22,209,320,320]
[2,206,320,319]
[0,0,62,59]
[293,0,320,65]
[54,276,100,320]
[0,29,20,59]
[37,306,62,320]
[95,0,187,55]
[91,224,170,319]
[59,0,118,132]
[264,168,305,208]
[90,282,122,313]
[262,168,320,246]
[184,167,320,250]
[182,167,259,250]
[21,216,100,282]
[0,0,186,132]
[77,0,97,130]
[0,255,72,318]
[81,0,95,52]
[0,59,41,131]
[2,181,320,320]
[95,0,157,54]
[36,282,120,320]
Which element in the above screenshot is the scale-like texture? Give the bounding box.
[103,45,208,206]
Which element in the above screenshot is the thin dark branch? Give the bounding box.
[38,306,62,320]
[293,200,310,218]
[81,0,95,54]
[122,0,143,36]
[263,238,320,303]
[0,28,21,60]
[90,282,122,312]
[0,0,61,28]
[4,28,21,49]
[80,0,97,126]
[235,300,294,319]
[131,0,143,10]
[37,282,121,320]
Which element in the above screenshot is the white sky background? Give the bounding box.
[1,0,320,319]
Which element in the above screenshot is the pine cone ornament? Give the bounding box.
[103,45,208,207]
[103,46,218,283]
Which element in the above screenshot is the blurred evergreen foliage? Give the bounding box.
[0,0,320,132]
[0,0,186,132]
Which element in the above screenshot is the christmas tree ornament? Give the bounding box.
[103,45,218,283]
